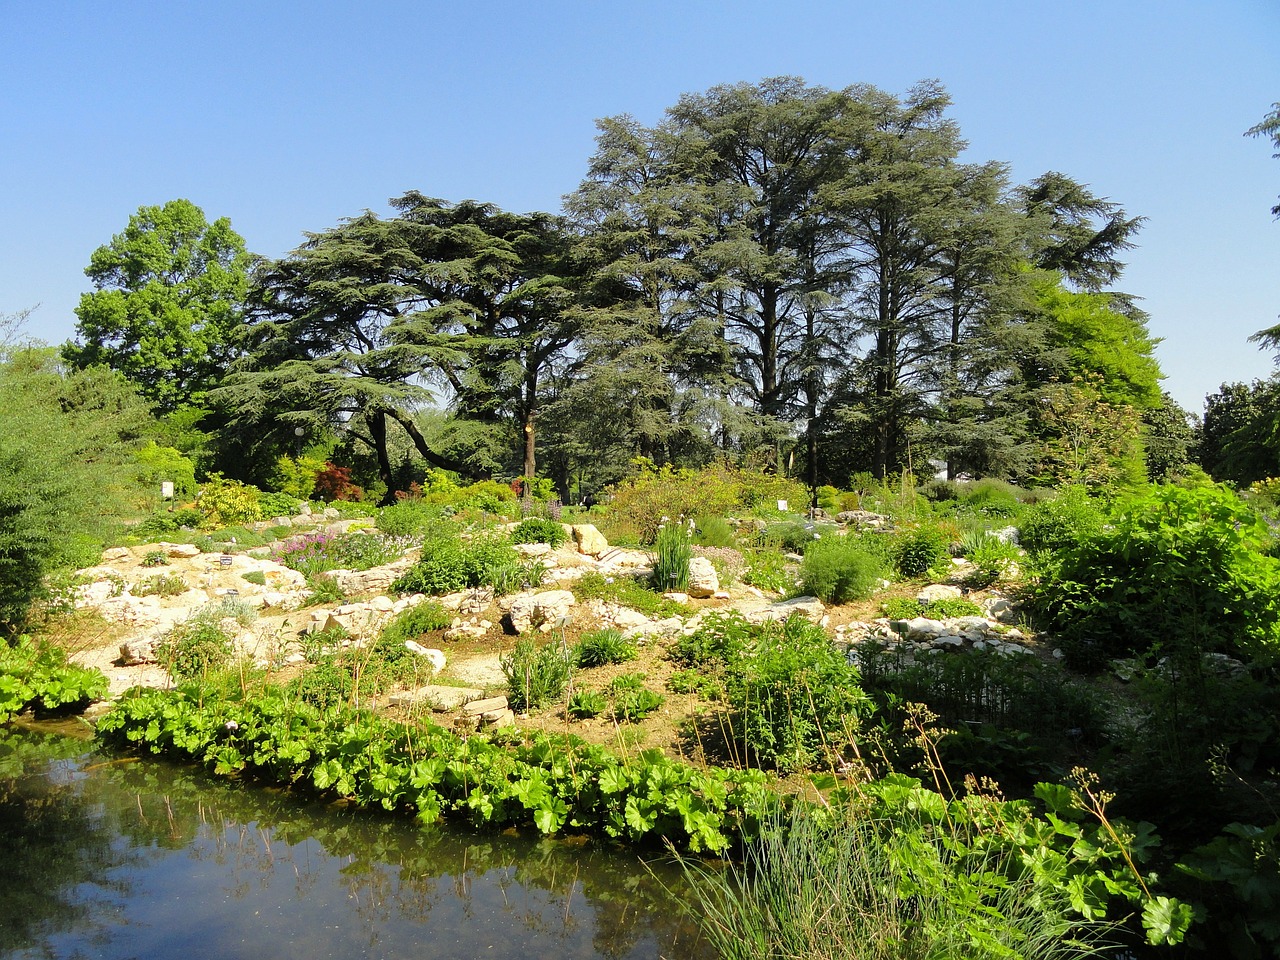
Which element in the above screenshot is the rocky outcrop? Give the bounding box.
[571,524,609,557]
[505,590,577,633]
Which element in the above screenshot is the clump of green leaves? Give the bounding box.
[376,499,448,539]
[568,689,607,719]
[158,614,236,680]
[723,615,872,772]
[609,673,665,722]
[1033,484,1280,666]
[1018,486,1103,557]
[0,636,108,720]
[800,536,887,604]
[740,549,794,594]
[501,638,573,711]
[393,534,524,596]
[693,515,737,548]
[241,570,266,587]
[141,550,168,567]
[572,628,638,668]
[379,602,451,648]
[511,517,568,547]
[197,474,263,529]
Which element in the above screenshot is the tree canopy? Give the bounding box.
[63,199,253,414]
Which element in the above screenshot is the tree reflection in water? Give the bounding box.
[0,726,709,960]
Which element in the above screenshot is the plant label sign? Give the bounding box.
[219,555,233,567]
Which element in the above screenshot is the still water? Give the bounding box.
[0,724,710,960]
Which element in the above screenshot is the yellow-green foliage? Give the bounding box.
[197,474,262,529]
[605,463,807,544]
[270,453,326,500]
[133,441,196,500]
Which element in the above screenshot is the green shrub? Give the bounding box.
[724,615,872,771]
[880,596,922,620]
[960,478,1027,517]
[502,638,573,711]
[963,534,1022,588]
[258,491,301,519]
[668,612,755,669]
[572,628,638,668]
[799,536,886,604]
[693,515,737,548]
[651,523,693,592]
[511,517,568,547]
[208,525,270,549]
[157,615,236,680]
[393,534,523,596]
[609,673,665,722]
[567,689,607,719]
[758,520,833,553]
[379,602,452,648]
[1018,486,1104,556]
[197,474,262,529]
[921,595,984,619]
[893,525,950,578]
[241,570,266,586]
[141,550,168,567]
[377,499,447,539]
[1033,483,1280,668]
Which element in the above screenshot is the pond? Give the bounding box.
[0,723,711,960]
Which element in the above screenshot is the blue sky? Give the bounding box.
[2,0,1277,413]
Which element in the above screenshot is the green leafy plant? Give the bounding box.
[157,615,236,680]
[740,549,794,595]
[393,534,523,596]
[241,570,266,586]
[893,524,950,579]
[567,689,607,719]
[1018,486,1103,557]
[140,550,168,567]
[609,673,665,722]
[501,638,573,711]
[723,615,872,771]
[379,602,452,648]
[0,636,107,720]
[511,517,568,547]
[693,515,737,548]
[922,595,984,619]
[572,628,638,668]
[196,474,263,529]
[666,668,722,699]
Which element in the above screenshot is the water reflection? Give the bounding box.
[0,727,708,960]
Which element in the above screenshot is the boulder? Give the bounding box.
[119,637,158,665]
[742,595,826,624]
[507,590,577,633]
[161,542,202,559]
[463,695,509,717]
[571,524,609,557]
[686,557,720,598]
[404,640,446,673]
[102,546,132,562]
[917,583,962,604]
[899,617,947,642]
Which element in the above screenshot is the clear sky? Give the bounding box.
[2,0,1277,413]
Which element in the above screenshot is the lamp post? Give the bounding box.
[294,425,305,459]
